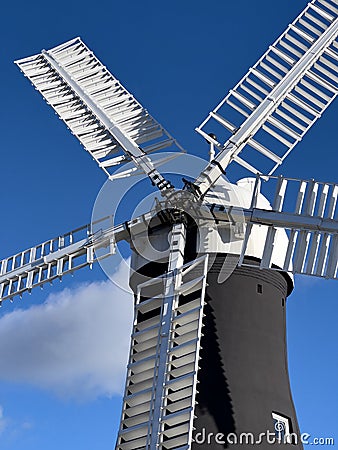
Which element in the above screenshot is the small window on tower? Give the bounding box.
[272,412,295,444]
[257,284,263,294]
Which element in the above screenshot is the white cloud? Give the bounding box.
[0,262,134,400]
[0,406,7,434]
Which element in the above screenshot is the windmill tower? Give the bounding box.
[2,0,338,448]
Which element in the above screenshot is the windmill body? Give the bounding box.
[124,178,297,449]
[2,0,338,448]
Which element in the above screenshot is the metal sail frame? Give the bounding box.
[238,174,338,279]
[194,0,338,198]
[115,226,209,450]
[15,38,185,192]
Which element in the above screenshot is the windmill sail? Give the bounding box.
[227,174,338,279]
[15,38,185,191]
[0,211,159,303]
[0,217,122,303]
[195,0,338,197]
[115,245,209,450]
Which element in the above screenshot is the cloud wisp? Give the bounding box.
[0,262,133,400]
[0,406,6,435]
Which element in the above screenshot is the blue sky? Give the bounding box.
[0,0,337,448]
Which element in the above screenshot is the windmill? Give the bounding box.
[2,0,338,448]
